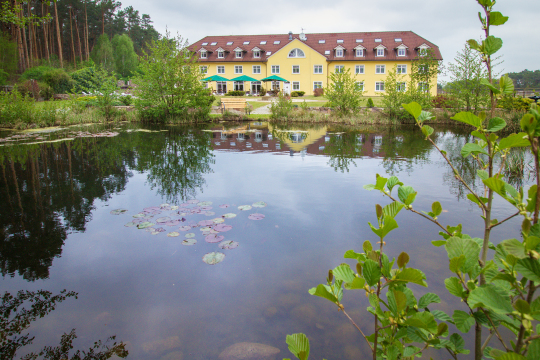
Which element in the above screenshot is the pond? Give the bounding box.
[0,122,526,360]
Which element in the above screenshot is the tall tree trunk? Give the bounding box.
[54,0,63,68]
[69,7,76,68]
[75,16,83,63]
[21,8,30,69]
[15,2,25,72]
[27,2,33,67]
[42,3,50,64]
[85,1,89,61]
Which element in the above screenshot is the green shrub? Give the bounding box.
[290,91,305,97]
[226,90,245,96]
[366,97,374,108]
[0,89,35,124]
[38,82,54,100]
[17,80,40,98]
[0,69,9,85]
[259,88,266,96]
[71,66,105,93]
[497,96,533,111]
[42,68,74,93]
[20,65,55,82]
[313,88,324,97]
[270,91,294,119]
[119,95,133,106]
[290,91,299,97]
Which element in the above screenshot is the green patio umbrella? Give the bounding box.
[260,75,289,82]
[230,75,260,82]
[201,75,230,81]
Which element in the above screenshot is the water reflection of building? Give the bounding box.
[205,122,388,158]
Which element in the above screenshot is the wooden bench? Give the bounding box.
[221,98,249,114]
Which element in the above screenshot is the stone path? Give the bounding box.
[251,104,272,114]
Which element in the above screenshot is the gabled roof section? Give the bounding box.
[374,44,387,50]
[395,43,409,49]
[199,47,208,52]
[233,47,245,52]
[251,46,262,52]
[334,44,346,50]
[189,31,442,62]
[215,47,226,52]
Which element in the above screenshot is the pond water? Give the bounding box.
[0,122,527,360]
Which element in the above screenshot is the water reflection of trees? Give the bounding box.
[0,127,214,281]
[323,131,364,172]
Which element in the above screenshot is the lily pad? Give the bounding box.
[205,234,225,243]
[219,204,230,208]
[160,203,170,208]
[222,213,237,219]
[187,200,199,204]
[205,211,215,216]
[190,208,202,214]
[156,216,171,223]
[180,203,190,207]
[110,209,128,215]
[252,201,267,208]
[167,232,180,237]
[212,218,225,224]
[200,226,212,232]
[124,222,137,227]
[179,225,191,231]
[200,206,213,211]
[198,220,214,227]
[219,240,239,250]
[214,224,233,232]
[133,213,146,218]
[144,206,161,212]
[202,252,225,265]
[151,227,166,235]
[137,222,155,229]
[199,201,212,206]
[170,206,179,211]
[182,239,197,246]
[248,213,265,220]
[185,233,196,238]
[238,205,252,211]
[145,227,156,233]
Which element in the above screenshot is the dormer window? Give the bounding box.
[336,49,344,57]
[236,50,242,58]
[253,50,260,58]
[377,48,384,56]
[288,48,305,58]
[417,43,431,56]
[218,51,224,58]
[356,49,363,57]
[398,48,406,56]
[200,50,207,59]
[356,39,363,43]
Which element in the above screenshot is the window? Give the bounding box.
[418,64,429,74]
[235,51,242,58]
[260,41,267,45]
[356,39,363,43]
[418,82,429,92]
[319,39,325,43]
[356,82,364,91]
[324,50,330,55]
[377,48,385,57]
[375,38,382,42]
[398,48,406,56]
[336,49,344,57]
[288,48,305,58]
[243,41,250,45]
[292,65,300,74]
[335,65,344,73]
[202,42,208,46]
[253,50,260,58]
[227,41,233,45]
[234,81,244,91]
[218,51,224,58]
[292,82,300,90]
[313,82,323,89]
[395,38,402,42]
[314,65,323,74]
[396,65,407,74]
[235,65,243,74]
[273,41,280,44]
[211,42,217,45]
[200,51,207,59]
[355,65,365,74]
[355,49,364,57]
[200,66,208,74]
[271,65,280,74]
[266,52,272,56]
[419,48,428,56]
[337,39,344,43]
[375,82,385,91]
[397,82,406,92]
[375,65,385,74]
[252,65,261,74]
[217,66,225,74]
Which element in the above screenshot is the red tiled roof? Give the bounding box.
[189,31,442,62]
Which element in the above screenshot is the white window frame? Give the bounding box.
[292,81,300,91]
[377,48,385,57]
[375,82,385,92]
[217,66,225,74]
[313,81,323,90]
[355,65,365,74]
[235,65,243,74]
[252,65,261,74]
[396,65,407,74]
[288,48,306,58]
[398,48,406,56]
[235,51,242,59]
[314,65,323,74]
[355,49,364,57]
[271,65,280,74]
[376,65,386,74]
[336,49,344,57]
[356,82,364,91]
[200,51,207,59]
[217,51,224,59]
[234,81,244,91]
[253,50,260,58]
[200,66,208,74]
[335,65,344,73]
[292,65,300,74]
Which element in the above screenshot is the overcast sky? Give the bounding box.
[123,0,537,82]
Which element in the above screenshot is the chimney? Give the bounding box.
[288,31,293,40]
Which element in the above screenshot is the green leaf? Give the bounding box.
[363,184,375,190]
[499,75,514,95]
[477,169,489,180]
[450,333,468,354]
[467,193,484,207]
[309,284,338,303]
[490,11,509,26]
[402,102,422,119]
[431,310,452,322]
[386,176,403,192]
[526,338,540,360]
[501,239,527,259]
[417,110,434,123]
[437,323,449,336]
[386,345,399,360]
[363,259,381,287]
[422,125,434,138]
[526,236,540,251]
[383,202,404,219]
[467,39,480,51]
[481,78,500,94]
[515,258,540,283]
[394,290,407,313]
[487,117,507,132]
[494,353,527,360]
[451,112,482,127]
[453,310,475,333]
[397,252,410,268]
[395,268,427,287]
[375,174,387,190]
[449,255,466,273]
[431,201,442,216]
[468,284,513,314]
[432,240,447,247]
[343,250,366,261]
[445,236,480,273]
[483,177,513,203]
[398,186,417,205]
[363,240,372,253]
[445,277,464,297]
[333,264,356,283]
[514,299,531,314]
[499,132,530,150]
[461,143,488,157]
[344,277,365,290]
[483,36,503,56]
[526,186,538,214]
[286,333,310,360]
[418,293,441,308]
[404,312,438,333]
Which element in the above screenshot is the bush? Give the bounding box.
[71,66,105,94]
[290,92,299,97]
[432,94,457,108]
[313,88,324,97]
[226,90,245,96]
[290,91,305,97]
[17,80,41,98]
[0,89,35,124]
[270,91,294,119]
[366,98,374,108]
[42,68,74,93]
[497,96,533,111]
[259,88,266,96]
[38,82,54,99]
[0,69,9,85]
[19,65,55,82]
[119,95,133,106]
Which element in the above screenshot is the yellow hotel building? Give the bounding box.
[189,31,442,97]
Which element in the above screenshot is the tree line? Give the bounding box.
[0,0,159,74]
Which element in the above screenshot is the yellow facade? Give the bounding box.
[200,39,437,97]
